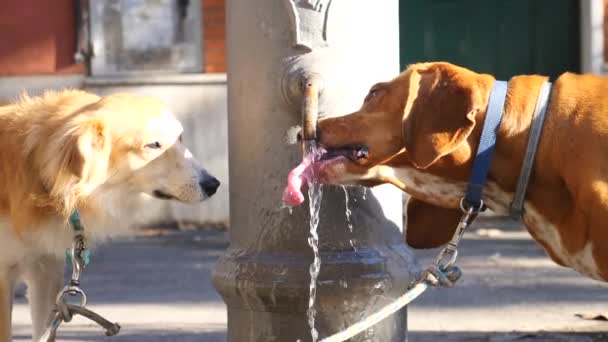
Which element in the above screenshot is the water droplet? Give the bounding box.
[349,239,356,250]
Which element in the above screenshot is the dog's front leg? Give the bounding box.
[24,256,63,342]
[0,267,16,342]
[405,197,463,249]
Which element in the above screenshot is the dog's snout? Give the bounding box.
[200,177,220,197]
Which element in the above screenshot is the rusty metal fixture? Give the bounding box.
[301,73,323,142]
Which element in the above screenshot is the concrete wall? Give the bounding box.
[581,0,606,74]
[0,74,229,226]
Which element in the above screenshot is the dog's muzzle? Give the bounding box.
[319,145,369,162]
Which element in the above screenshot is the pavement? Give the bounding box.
[409,217,608,342]
[12,217,608,342]
[13,229,229,342]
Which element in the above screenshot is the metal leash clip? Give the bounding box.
[39,233,120,342]
[431,198,484,287]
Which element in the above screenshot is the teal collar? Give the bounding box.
[69,210,85,232]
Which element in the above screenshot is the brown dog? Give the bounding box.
[308,62,608,281]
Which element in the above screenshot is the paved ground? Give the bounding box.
[13,229,229,342]
[410,217,608,341]
[12,217,608,341]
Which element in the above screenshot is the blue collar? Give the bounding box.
[463,80,552,213]
[462,80,508,210]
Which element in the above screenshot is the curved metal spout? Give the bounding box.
[300,73,323,153]
[301,73,321,141]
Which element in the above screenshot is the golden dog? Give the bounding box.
[291,62,608,283]
[0,90,219,341]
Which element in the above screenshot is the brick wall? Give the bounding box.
[0,0,83,75]
[202,0,227,73]
[0,0,226,76]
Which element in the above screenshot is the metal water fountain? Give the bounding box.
[212,1,418,340]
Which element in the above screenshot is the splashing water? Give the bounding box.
[280,204,295,215]
[306,143,324,342]
[341,186,357,250]
[341,186,353,233]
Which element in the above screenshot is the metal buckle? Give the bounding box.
[57,285,87,308]
[459,197,485,214]
[435,244,459,270]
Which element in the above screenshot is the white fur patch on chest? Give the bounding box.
[392,166,602,280]
[0,218,72,270]
[391,167,467,207]
[0,189,145,270]
[523,206,602,280]
[391,167,511,212]
[0,219,28,266]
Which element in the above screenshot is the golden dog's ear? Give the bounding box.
[405,196,461,249]
[66,120,111,185]
[44,118,111,214]
[402,65,481,169]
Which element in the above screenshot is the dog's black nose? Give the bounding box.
[200,177,220,197]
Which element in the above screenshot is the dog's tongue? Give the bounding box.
[282,154,315,207]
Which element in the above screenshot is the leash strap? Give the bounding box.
[509,82,552,218]
[463,80,508,209]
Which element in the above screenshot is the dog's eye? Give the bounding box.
[365,88,381,102]
[145,141,162,149]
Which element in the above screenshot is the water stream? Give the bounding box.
[306,143,324,342]
[304,147,360,341]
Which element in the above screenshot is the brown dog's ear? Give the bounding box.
[405,196,461,249]
[402,65,482,169]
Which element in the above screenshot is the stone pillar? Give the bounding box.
[213,1,417,341]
